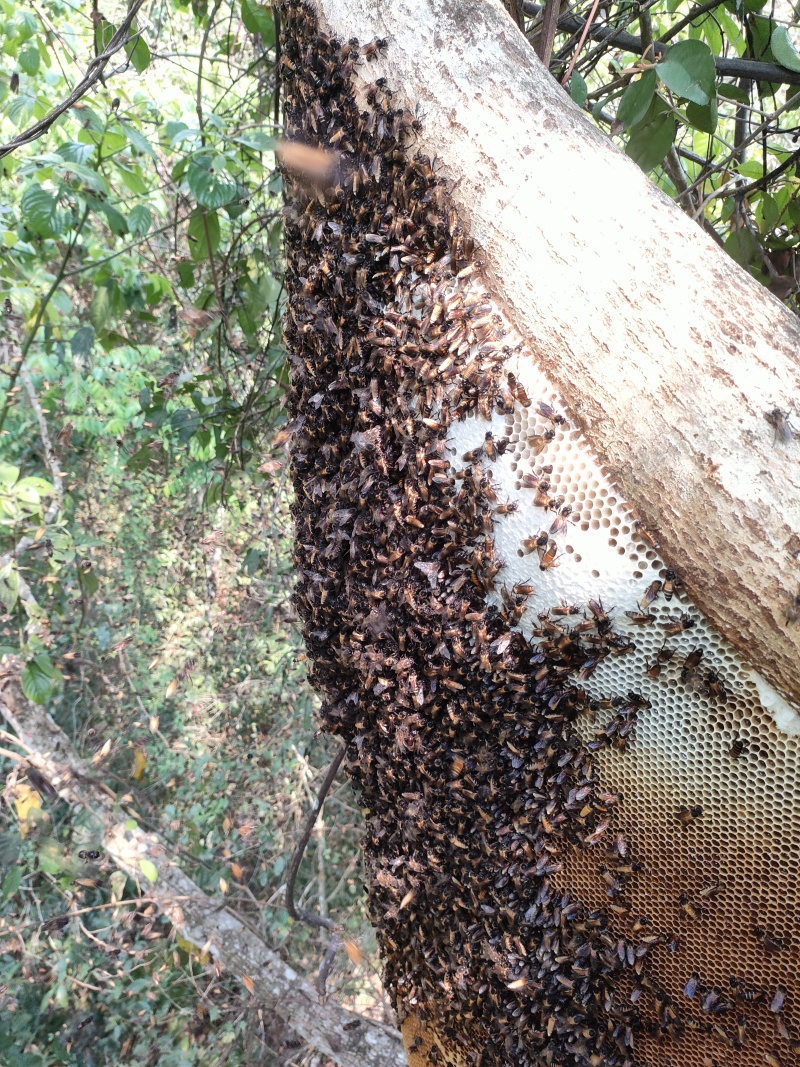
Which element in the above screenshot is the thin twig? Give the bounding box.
[285,745,346,932]
[0,0,147,159]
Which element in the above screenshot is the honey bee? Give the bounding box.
[550,601,581,616]
[680,646,704,683]
[536,400,566,425]
[676,804,703,826]
[587,598,612,633]
[663,569,680,600]
[494,500,519,516]
[538,539,561,570]
[765,407,794,446]
[632,519,659,548]
[625,610,656,625]
[522,532,549,555]
[645,645,674,679]
[661,612,696,635]
[549,505,573,536]
[683,973,699,998]
[512,581,535,597]
[770,986,787,1013]
[362,36,389,60]
[639,580,662,610]
[528,429,555,456]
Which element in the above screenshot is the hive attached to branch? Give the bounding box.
[280,5,800,1065]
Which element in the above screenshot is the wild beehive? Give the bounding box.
[280,4,800,1064]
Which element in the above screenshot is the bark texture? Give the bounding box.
[0,658,405,1067]
[308,0,800,705]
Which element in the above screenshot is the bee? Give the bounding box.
[704,669,728,703]
[645,645,674,679]
[587,598,612,633]
[765,407,794,446]
[680,646,704,683]
[78,849,102,861]
[677,804,703,826]
[678,893,701,920]
[663,569,680,600]
[520,472,543,489]
[507,373,531,407]
[770,986,787,1013]
[528,428,555,456]
[362,36,389,60]
[462,444,484,463]
[786,594,800,624]
[512,581,535,597]
[684,973,700,998]
[698,882,724,899]
[549,505,573,536]
[764,1054,783,1067]
[539,540,561,570]
[536,400,566,425]
[633,520,659,548]
[483,432,500,461]
[494,500,519,516]
[550,601,581,616]
[532,482,553,508]
[625,610,656,625]
[754,926,787,951]
[661,612,696,635]
[639,580,662,610]
[522,532,549,555]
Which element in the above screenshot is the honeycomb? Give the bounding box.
[448,350,800,1067]
[280,5,800,1064]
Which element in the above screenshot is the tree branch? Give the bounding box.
[0,658,404,1067]
[522,1,800,85]
[0,0,147,160]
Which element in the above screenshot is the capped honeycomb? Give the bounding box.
[280,5,800,1065]
[448,351,800,1067]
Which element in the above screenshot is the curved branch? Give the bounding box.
[0,0,147,160]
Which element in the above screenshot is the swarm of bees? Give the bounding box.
[281,6,799,1066]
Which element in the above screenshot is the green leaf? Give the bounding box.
[771,26,800,73]
[17,46,39,76]
[21,654,60,705]
[569,71,588,109]
[125,31,150,73]
[187,207,221,262]
[94,19,116,53]
[617,69,657,129]
[126,443,154,472]
[20,184,63,238]
[118,120,155,158]
[177,261,195,288]
[1,865,22,900]
[241,0,274,37]
[128,204,152,237]
[656,39,716,104]
[80,568,99,597]
[187,161,238,208]
[71,325,95,359]
[0,561,19,612]
[89,285,111,331]
[718,82,751,103]
[685,97,718,133]
[139,858,158,883]
[625,97,676,172]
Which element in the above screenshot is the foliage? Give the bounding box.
[0,1,386,1063]
[543,0,800,303]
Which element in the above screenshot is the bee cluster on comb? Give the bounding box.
[281,4,800,1065]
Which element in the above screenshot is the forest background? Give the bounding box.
[1,0,800,1062]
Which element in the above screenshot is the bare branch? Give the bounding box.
[0,0,147,160]
[0,659,404,1067]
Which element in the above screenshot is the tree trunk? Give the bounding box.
[279,3,800,1065]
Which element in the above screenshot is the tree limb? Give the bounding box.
[0,658,404,1067]
[522,0,800,85]
[0,0,147,160]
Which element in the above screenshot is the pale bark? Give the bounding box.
[304,0,800,705]
[0,658,405,1067]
